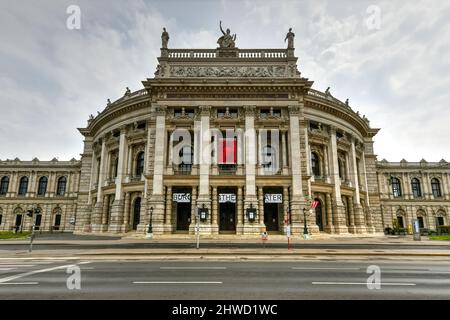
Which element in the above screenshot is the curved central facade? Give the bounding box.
[73,44,382,236]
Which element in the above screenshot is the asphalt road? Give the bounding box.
[0,259,449,299]
[1,241,449,251]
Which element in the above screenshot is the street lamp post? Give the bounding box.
[303,208,309,236]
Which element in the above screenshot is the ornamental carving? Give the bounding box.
[169,66,287,78]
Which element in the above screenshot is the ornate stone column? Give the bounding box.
[348,196,355,233]
[349,137,366,233]
[164,186,173,233]
[236,187,244,234]
[325,193,333,233]
[258,187,265,227]
[288,105,305,235]
[92,137,108,232]
[196,106,212,234]
[123,192,131,231]
[211,187,218,234]
[282,131,288,173]
[146,106,167,234]
[243,107,259,234]
[189,186,197,234]
[109,127,129,233]
[328,126,348,233]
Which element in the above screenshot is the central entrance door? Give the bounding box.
[264,188,283,232]
[173,188,192,231]
[219,188,236,233]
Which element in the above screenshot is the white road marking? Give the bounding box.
[0,282,39,285]
[160,267,227,270]
[0,265,35,267]
[0,262,91,284]
[0,268,15,271]
[312,282,416,286]
[0,257,79,261]
[133,281,223,284]
[292,267,361,270]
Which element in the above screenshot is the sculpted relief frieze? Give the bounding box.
[168,65,287,78]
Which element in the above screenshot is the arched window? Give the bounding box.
[18,177,28,196]
[0,176,9,195]
[37,176,48,196]
[56,177,67,196]
[391,177,402,198]
[311,152,320,177]
[431,178,442,198]
[136,152,145,176]
[411,178,422,198]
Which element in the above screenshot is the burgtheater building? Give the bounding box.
[1,27,449,236]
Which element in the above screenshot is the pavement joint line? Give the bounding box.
[0,262,91,284]
[0,282,39,285]
[133,281,223,284]
[311,282,416,286]
[292,267,361,270]
[159,267,227,270]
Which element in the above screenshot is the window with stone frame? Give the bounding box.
[56,177,67,196]
[18,176,28,196]
[411,178,422,198]
[311,152,321,177]
[431,178,442,198]
[37,176,48,196]
[391,177,402,198]
[136,152,145,176]
[0,176,9,195]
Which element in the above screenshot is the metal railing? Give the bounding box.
[218,164,237,175]
[173,164,192,175]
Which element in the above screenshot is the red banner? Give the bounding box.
[218,138,237,164]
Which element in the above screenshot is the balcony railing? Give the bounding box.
[130,175,143,182]
[173,164,192,175]
[165,48,289,60]
[218,164,237,175]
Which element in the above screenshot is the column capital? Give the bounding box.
[199,105,211,116]
[154,105,167,116]
[245,106,256,116]
[288,105,300,116]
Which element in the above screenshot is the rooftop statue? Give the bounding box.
[161,27,169,49]
[284,28,295,49]
[217,20,236,48]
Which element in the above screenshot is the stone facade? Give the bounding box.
[0,158,80,232]
[1,38,448,235]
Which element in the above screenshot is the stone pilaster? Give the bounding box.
[328,126,348,233]
[189,186,197,234]
[350,137,366,233]
[92,137,108,232]
[288,105,306,235]
[325,193,334,233]
[236,186,244,234]
[147,106,167,234]
[163,186,173,233]
[211,187,219,234]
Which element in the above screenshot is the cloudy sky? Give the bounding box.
[1,0,449,162]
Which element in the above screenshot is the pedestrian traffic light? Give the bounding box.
[26,209,33,217]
